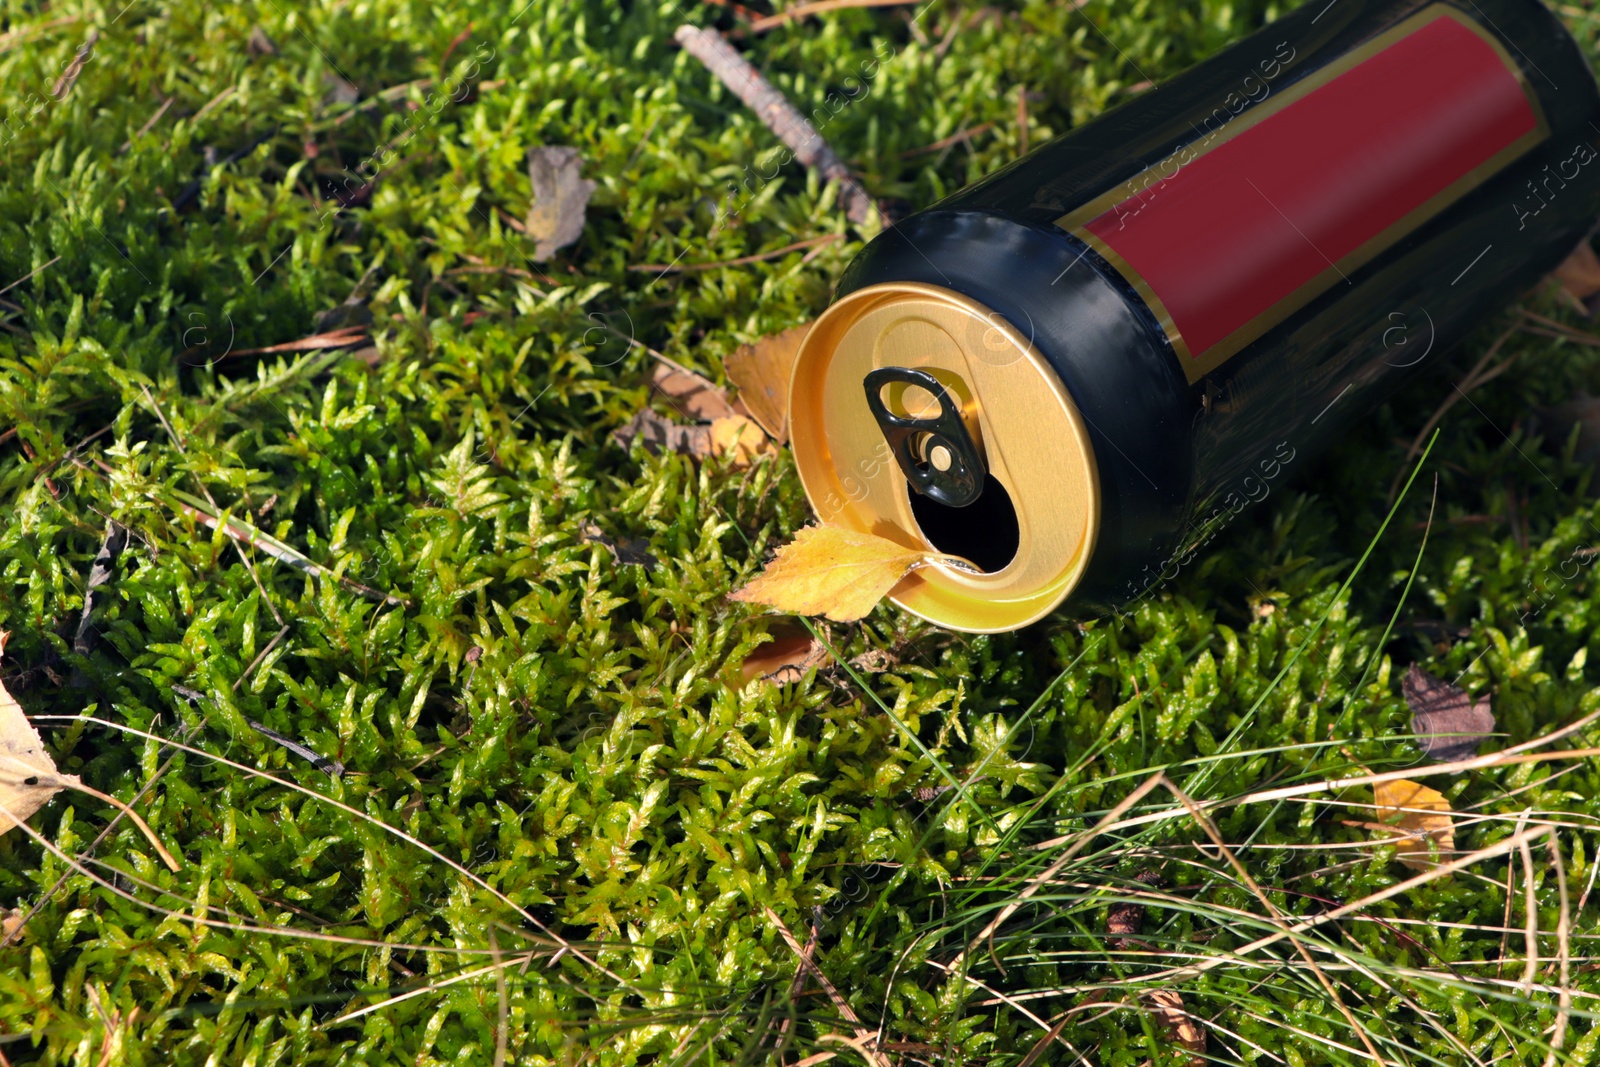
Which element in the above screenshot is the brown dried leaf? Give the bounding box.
[1142,988,1206,1064]
[1373,778,1455,871]
[1404,664,1495,763]
[612,408,713,458]
[579,522,657,570]
[1553,239,1600,307]
[527,146,596,261]
[740,629,831,685]
[725,322,812,443]
[322,71,360,106]
[1106,870,1163,950]
[651,361,738,422]
[731,524,943,622]
[0,632,79,835]
[247,26,278,55]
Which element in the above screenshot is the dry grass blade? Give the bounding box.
[219,325,370,360]
[1055,704,1600,845]
[0,792,527,956]
[1148,825,1554,984]
[763,905,890,1067]
[1542,837,1572,1067]
[38,715,628,990]
[1161,774,1385,1064]
[950,772,1170,977]
[332,952,541,1025]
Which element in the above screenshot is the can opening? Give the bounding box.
[907,475,1020,573]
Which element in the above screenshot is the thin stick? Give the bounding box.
[51,28,98,100]
[674,25,877,225]
[120,97,173,153]
[749,0,918,33]
[628,233,839,273]
[0,256,61,298]
[61,779,181,872]
[220,325,370,360]
[897,123,993,159]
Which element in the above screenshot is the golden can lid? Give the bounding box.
[789,282,1101,633]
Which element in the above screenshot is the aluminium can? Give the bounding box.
[788,0,1600,632]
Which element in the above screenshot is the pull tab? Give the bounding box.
[863,367,986,508]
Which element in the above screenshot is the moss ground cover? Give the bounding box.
[2,0,1600,1063]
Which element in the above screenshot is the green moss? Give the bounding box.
[1,0,1599,1063]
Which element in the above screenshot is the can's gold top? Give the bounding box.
[788,282,1101,633]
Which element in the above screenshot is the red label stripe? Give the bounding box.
[1083,13,1539,364]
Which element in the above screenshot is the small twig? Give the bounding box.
[748,0,918,33]
[60,778,181,872]
[189,85,237,125]
[50,28,98,100]
[674,25,878,225]
[439,23,473,73]
[0,255,61,298]
[220,325,370,360]
[1516,307,1600,346]
[247,718,344,778]
[628,234,839,273]
[119,96,173,153]
[169,492,406,606]
[896,123,993,159]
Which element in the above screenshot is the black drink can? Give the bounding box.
[787,0,1600,632]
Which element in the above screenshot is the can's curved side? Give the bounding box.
[803,0,1600,623]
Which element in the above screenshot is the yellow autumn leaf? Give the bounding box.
[1373,778,1455,871]
[709,415,771,468]
[731,524,946,622]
